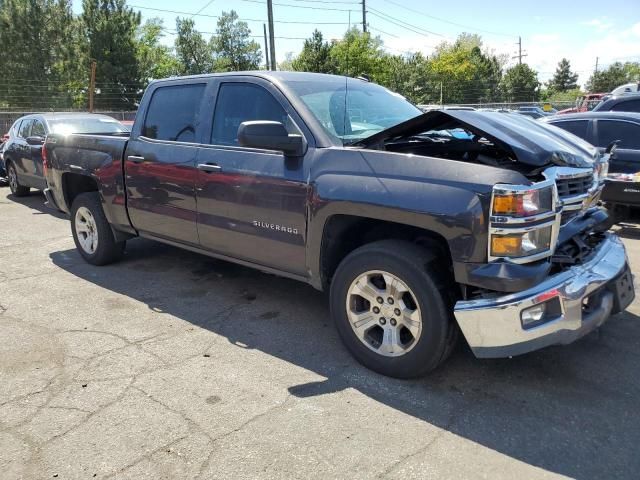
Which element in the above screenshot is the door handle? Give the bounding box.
[127,155,146,163]
[197,163,222,173]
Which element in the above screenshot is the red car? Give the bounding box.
[557,93,606,114]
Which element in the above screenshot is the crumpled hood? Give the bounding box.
[355,110,599,168]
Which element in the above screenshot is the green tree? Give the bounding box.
[378,52,431,104]
[81,0,142,110]
[291,30,336,73]
[586,61,640,92]
[330,28,386,80]
[137,18,181,81]
[174,17,213,75]
[501,63,540,101]
[546,58,578,92]
[0,0,81,109]
[426,34,504,104]
[212,10,261,71]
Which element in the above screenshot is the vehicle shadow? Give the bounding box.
[5,190,67,219]
[50,239,640,478]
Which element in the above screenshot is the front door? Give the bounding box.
[195,80,309,275]
[125,82,206,245]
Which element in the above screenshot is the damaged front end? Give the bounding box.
[357,110,633,358]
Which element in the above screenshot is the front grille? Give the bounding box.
[556,173,593,198]
[551,231,606,269]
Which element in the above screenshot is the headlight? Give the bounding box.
[490,225,553,258]
[492,186,553,218]
[489,180,559,263]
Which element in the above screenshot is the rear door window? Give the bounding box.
[18,119,33,138]
[31,120,46,137]
[611,99,640,113]
[211,83,291,146]
[551,120,589,140]
[596,120,640,149]
[142,83,206,142]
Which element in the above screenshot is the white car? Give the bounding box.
[611,82,640,96]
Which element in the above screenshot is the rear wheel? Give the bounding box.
[71,192,124,265]
[7,163,29,196]
[330,239,456,378]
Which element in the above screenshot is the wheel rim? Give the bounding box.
[8,166,17,192]
[75,206,98,254]
[346,270,422,357]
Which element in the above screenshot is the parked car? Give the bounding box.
[0,131,9,177]
[557,93,606,115]
[43,72,633,378]
[2,113,128,196]
[516,106,554,119]
[592,93,640,113]
[542,112,640,212]
[611,82,640,96]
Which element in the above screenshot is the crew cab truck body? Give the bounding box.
[44,72,635,378]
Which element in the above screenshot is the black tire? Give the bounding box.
[6,162,29,196]
[330,239,457,378]
[70,192,125,265]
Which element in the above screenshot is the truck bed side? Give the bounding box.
[45,133,135,235]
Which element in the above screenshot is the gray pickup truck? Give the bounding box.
[43,72,634,378]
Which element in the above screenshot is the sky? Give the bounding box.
[72,0,640,86]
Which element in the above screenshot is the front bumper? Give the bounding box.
[454,233,634,358]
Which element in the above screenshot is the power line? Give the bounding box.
[373,0,517,38]
[129,5,351,24]
[236,0,355,12]
[367,7,446,38]
[191,0,216,17]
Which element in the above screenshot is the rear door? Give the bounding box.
[195,78,311,275]
[28,118,47,189]
[124,81,206,245]
[14,119,33,183]
[593,119,640,174]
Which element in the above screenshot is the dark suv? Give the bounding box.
[592,93,640,113]
[2,113,127,196]
[543,112,640,209]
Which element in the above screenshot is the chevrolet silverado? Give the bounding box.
[43,72,635,378]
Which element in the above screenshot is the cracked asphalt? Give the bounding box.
[1,189,640,480]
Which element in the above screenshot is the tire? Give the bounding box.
[70,192,125,265]
[6,162,29,196]
[330,239,457,378]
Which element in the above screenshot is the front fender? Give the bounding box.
[305,148,530,289]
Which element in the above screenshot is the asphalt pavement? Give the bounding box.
[1,189,639,479]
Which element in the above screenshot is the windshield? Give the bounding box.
[49,117,127,135]
[287,78,422,145]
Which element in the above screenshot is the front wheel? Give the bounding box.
[71,192,125,265]
[7,163,29,196]
[330,240,456,378]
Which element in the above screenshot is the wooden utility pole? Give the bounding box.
[267,0,276,70]
[595,56,599,75]
[89,60,96,113]
[512,37,528,65]
[263,23,270,70]
[362,0,367,32]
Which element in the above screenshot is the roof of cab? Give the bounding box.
[149,70,354,86]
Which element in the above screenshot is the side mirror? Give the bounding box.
[26,135,44,146]
[238,121,306,157]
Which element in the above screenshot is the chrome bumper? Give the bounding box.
[454,233,632,358]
